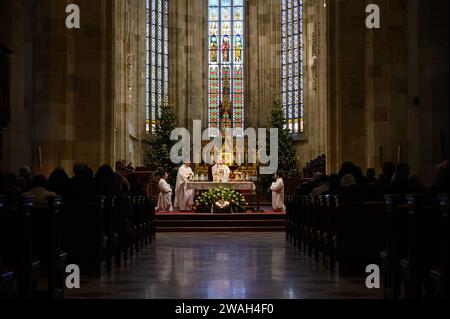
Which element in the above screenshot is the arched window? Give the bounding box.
[208,0,245,136]
[146,0,169,133]
[282,0,304,133]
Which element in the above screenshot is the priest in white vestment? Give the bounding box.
[156,172,173,213]
[211,158,231,182]
[174,161,195,211]
[270,172,286,213]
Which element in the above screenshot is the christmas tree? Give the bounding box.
[268,96,297,171]
[260,97,298,191]
[143,100,178,183]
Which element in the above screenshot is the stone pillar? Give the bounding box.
[297,0,329,171]
[247,0,281,129]
[169,0,208,131]
[0,0,34,174]
[327,0,367,172]
[32,0,71,175]
[365,0,408,174]
[416,0,449,183]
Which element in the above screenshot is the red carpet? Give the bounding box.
[156,210,285,216]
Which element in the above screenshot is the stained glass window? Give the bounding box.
[146,0,169,133]
[208,0,245,136]
[282,0,303,133]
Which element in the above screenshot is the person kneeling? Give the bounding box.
[156,172,173,213]
[270,171,286,213]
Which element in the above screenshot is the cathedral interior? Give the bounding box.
[0,0,448,303]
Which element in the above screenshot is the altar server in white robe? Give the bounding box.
[174,161,195,211]
[270,171,286,213]
[156,172,173,213]
[211,158,231,182]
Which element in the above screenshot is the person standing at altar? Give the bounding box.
[270,171,286,213]
[212,158,231,182]
[156,172,173,213]
[174,161,195,212]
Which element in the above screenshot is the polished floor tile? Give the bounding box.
[66,232,382,299]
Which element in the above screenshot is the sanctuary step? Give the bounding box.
[156,212,286,232]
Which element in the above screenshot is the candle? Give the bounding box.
[38,145,43,170]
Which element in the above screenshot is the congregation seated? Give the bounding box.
[115,160,132,194]
[296,172,322,196]
[0,160,157,298]
[377,162,396,195]
[430,160,449,195]
[340,174,364,202]
[22,175,57,206]
[17,165,32,193]
[366,168,378,186]
[294,160,440,203]
[309,173,329,197]
[128,173,146,196]
[66,163,96,202]
[386,163,427,196]
[47,167,70,196]
[95,164,123,196]
[286,159,449,299]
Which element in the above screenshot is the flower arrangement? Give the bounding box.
[195,187,247,213]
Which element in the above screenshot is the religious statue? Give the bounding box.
[234,35,243,63]
[212,158,231,183]
[210,35,218,63]
[222,35,231,63]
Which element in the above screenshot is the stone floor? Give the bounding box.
[66,232,382,299]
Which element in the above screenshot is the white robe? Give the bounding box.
[211,164,231,182]
[270,178,286,212]
[156,178,173,213]
[174,165,195,211]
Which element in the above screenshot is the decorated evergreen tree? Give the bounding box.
[267,96,297,171]
[142,100,178,183]
[260,97,298,191]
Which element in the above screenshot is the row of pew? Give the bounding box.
[0,195,156,299]
[286,194,448,299]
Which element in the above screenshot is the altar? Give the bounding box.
[187,181,256,192]
[188,181,257,214]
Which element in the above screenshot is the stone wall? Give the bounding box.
[326,0,448,183]
[0,0,145,176]
[1,0,447,183]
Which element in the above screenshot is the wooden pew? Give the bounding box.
[145,197,157,241]
[0,197,40,297]
[319,195,335,269]
[60,198,106,277]
[1,194,157,298]
[103,196,118,272]
[135,196,148,248]
[113,196,133,265]
[303,197,314,257]
[400,194,442,299]
[430,194,449,299]
[0,196,15,298]
[30,197,68,298]
[380,195,410,299]
[285,195,295,244]
[286,194,386,277]
[333,197,386,277]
